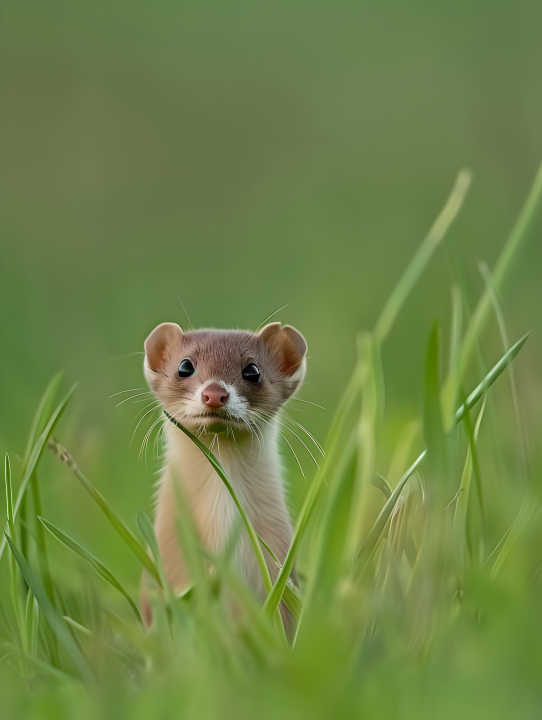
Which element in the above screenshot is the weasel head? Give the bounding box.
[143,322,307,435]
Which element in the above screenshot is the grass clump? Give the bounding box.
[1,166,542,719]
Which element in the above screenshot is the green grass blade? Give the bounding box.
[0,385,76,562]
[345,331,377,558]
[137,512,169,590]
[454,333,529,425]
[442,284,463,428]
[31,472,56,607]
[62,617,91,636]
[22,371,64,473]
[47,438,161,586]
[445,161,542,397]
[355,333,527,574]
[462,403,484,518]
[374,169,471,344]
[452,398,486,567]
[355,450,427,573]
[4,534,94,685]
[5,455,15,542]
[479,261,527,478]
[264,371,361,618]
[371,473,392,500]
[137,511,189,633]
[170,479,213,608]
[38,517,142,624]
[423,323,446,474]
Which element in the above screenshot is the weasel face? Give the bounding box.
[144,322,307,435]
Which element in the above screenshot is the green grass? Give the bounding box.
[1,167,542,719]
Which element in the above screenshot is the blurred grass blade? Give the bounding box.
[63,617,91,636]
[264,371,361,618]
[282,580,302,622]
[5,455,15,542]
[454,333,529,424]
[374,169,471,344]
[163,412,273,595]
[355,450,427,573]
[171,478,212,608]
[345,331,377,557]
[452,398,486,567]
[31,472,55,606]
[5,534,94,686]
[423,323,446,473]
[462,403,484,518]
[490,497,540,579]
[0,384,76,562]
[38,516,142,623]
[442,285,463,427]
[137,512,168,590]
[22,371,64,472]
[387,420,420,487]
[47,438,161,586]
[479,261,527,478]
[445,161,542,397]
[137,511,188,632]
[372,473,392,500]
[305,429,358,601]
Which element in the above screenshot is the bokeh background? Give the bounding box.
[1,1,541,594]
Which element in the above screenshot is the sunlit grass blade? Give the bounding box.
[374,169,471,344]
[444,161,542,398]
[454,333,529,424]
[0,384,76,562]
[4,534,94,685]
[38,516,142,624]
[47,438,161,586]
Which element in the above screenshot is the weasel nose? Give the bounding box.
[202,383,229,409]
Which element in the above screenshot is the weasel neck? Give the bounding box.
[156,420,293,571]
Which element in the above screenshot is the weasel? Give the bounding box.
[141,320,307,632]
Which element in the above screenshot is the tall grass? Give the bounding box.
[1,166,542,719]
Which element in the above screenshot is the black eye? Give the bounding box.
[242,363,260,383]
[178,359,195,378]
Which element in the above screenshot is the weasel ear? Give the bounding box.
[144,322,184,374]
[259,322,307,378]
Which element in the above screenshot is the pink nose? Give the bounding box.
[202,383,229,409]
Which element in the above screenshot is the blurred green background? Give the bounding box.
[1,1,541,596]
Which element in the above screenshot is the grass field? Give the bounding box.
[2,165,542,718]
[2,3,542,718]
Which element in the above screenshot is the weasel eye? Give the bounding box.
[242,363,260,383]
[178,359,195,378]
